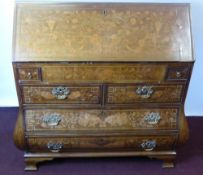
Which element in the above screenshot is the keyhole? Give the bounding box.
[103,9,107,15]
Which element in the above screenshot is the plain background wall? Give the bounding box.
[0,0,202,116]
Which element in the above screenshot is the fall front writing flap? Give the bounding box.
[13,3,194,62]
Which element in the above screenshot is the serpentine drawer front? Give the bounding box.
[13,3,194,170]
[27,135,177,152]
[24,108,179,133]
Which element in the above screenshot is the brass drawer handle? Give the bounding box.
[136,86,154,98]
[176,71,182,78]
[42,113,61,127]
[141,140,156,151]
[52,86,70,99]
[47,142,63,153]
[144,112,161,125]
[27,72,32,79]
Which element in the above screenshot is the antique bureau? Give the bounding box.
[12,2,194,170]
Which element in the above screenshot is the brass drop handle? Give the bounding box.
[42,113,61,127]
[144,112,161,125]
[176,71,182,78]
[141,140,156,151]
[136,86,154,98]
[47,142,63,153]
[27,72,32,79]
[52,86,70,100]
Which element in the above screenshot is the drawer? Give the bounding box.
[25,108,178,133]
[17,67,41,82]
[42,64,166,83]
[27,135,177,152]
[107,84,184,104]
[21,85,101,104]
[166,66,191,81]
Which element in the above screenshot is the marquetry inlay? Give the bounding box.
[14,4,192,61]
[25,109,178,132]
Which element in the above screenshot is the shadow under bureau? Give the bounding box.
[12,2,194,170]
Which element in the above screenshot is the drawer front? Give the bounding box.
[25,108,178,132]
[166,66,191,81]
[17,67,41,81]
[14,4,193,63]
[42,64,166,83]
[21,85,101,104]
[107,84,183,104]
[27,135,177,152]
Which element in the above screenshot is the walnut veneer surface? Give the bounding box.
[13,3,193,62]
[13,2,194,171]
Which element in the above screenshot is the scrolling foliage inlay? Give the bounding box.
[22,86,100,104]
[25,109,178,132]
[15,4,191,61]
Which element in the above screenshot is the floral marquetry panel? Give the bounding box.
[21,86,100,104]
[25,108,178,133]
[107,85,183,104]
[14,3,193,62]
[27,135,177,152]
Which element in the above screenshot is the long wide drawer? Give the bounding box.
[21,85,101,104]
[27,135,177,152]
[107,84,184,104]
[24,108,179,133]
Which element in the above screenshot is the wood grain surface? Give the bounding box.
[24,108,178,132]
[13,3,193,62]
[27,135,177,152]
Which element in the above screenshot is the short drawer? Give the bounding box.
[27,135,177,152]
[166,66,191,81]
[17,67,41,82]
[25,108,178,133]
[21,85,101,104]
[107,84,184,104]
